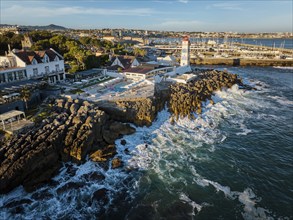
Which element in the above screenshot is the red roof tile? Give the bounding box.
[123,66,153,74]
[14,49,62,65]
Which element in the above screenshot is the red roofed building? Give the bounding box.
[108,55,141,71]
[1,48,65,84]
[122,64,174,81]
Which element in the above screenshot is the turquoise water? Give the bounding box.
[113,84,126,93]
[0,67,292,219]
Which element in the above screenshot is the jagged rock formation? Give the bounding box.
[169,70,242,121]
[0,70,243,194]
[98,82,171,127]
[0,98,135,193]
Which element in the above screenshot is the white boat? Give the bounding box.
[273,66,293,70]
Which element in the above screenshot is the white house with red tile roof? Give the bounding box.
[2,48,66,84]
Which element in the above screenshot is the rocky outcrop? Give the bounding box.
[98,82,171,127]
[0,98,135,194]
[169,70,242,121]
[111,157,123,169]
[0,69,243,194]
[90,145,117,162]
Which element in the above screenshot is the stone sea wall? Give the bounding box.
[190,58,293,67]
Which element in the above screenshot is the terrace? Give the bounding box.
[0,80,47,104]
[0,110,34,134]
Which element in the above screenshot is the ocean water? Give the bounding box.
[0,66,292,220]
[152,38,293,49]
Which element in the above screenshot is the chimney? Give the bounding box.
[8,44,11,53]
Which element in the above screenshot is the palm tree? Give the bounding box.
[139,49,147,57]
[20,86,31,110]
[133,48,146,57]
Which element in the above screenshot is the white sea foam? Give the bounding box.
[268,95,293,106]
[125,80,284,218]
[179,193,204,215]
[193,176,275,220]
[1,75,286,219]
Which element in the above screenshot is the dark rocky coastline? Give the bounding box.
[169,70,242,121]
[0,98,135,193]
[0,69,244,194]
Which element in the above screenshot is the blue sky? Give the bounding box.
[1,0,292,32]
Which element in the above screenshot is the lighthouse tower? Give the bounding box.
[180,36,190,66]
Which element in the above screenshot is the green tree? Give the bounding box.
[133,48,146,57]
[29,30,53,42]
[49,35,67,54]
[31,39,50,50]
[20,86,31,110]
[84,55,101,69]
[79,37,91,45]
[0,32,23,55]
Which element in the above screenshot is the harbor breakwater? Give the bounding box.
[0,70,244,195]
[190,57,293,66]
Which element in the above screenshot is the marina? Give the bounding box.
[0,0,292,218]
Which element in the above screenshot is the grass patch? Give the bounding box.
[31,110,53,124]
[68,88,85,94]
[26,105,39,119]
[74,77,114,89]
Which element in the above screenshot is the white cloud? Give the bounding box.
[178,0,189,3]
[210,2,243,10]
[2,5,156,18]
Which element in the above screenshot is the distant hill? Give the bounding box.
[0,24,68,31]
[26,24,68,30]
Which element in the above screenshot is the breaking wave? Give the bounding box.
[1,68,292,219]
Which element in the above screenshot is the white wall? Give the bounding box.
[111,58,124,68]
[26,60,64,78]
[106,70,124,78]
[131,58,140,67]
[165,65,191,77]
[13,55,26,67]
[0,57,10,67]
[123,72,146,80]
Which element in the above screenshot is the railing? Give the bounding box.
[31,69,64,79]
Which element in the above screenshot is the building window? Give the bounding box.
[0,73,5,83]
[44,55,49,63]
[33,68,38,75]
[8,72,13,82]
[45,66,49,73]
[18,71,25,80]
[55,64,60,71]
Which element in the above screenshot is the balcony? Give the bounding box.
[31,69,64,79]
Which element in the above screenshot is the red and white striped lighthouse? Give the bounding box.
[180,36,190,66]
